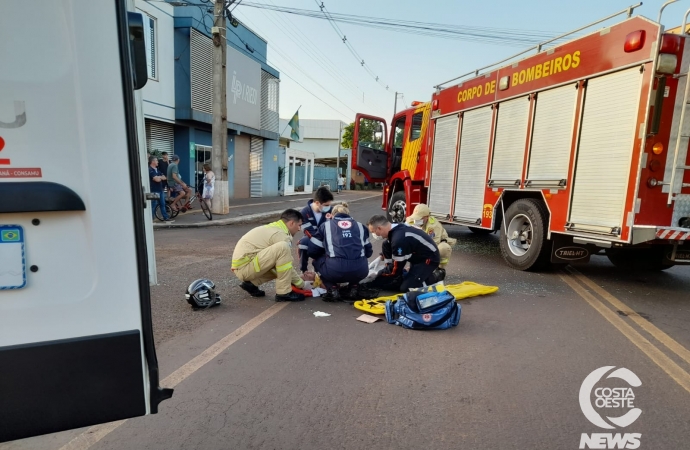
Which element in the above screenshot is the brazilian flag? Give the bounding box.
[288,110,300,141]
[1,229,20,242]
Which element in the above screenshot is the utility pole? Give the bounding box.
[336,121,342,190]
[393,91,398,116]
[212,0,229,214]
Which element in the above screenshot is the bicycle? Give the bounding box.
[155,186,212,221]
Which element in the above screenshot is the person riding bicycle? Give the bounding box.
[167,155,191,212]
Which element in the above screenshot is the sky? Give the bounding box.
[232,0,686,124]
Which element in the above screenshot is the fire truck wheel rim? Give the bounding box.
[390,198,406,223]
[507,213,533,257]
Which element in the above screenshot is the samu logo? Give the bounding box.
[579,366,642,449]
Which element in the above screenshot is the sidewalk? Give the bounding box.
[154,190,382,229]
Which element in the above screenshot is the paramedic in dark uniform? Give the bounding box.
[298,187,334,272]
[366,214,442,292]
[307,203,372,301]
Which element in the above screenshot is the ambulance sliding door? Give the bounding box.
[0,1,171,442]
[428,114,459,216]
[569,67,642,233]
[454,106,493,223]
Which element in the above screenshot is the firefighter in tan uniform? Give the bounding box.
[232,209,313,302]
[406,204,456,269]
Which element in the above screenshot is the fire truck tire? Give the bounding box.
[605,248,675,271]
[499,199,551,271]
[468,227,493,235]
[387,191,407,223]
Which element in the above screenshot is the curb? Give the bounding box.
[154,193,381,229]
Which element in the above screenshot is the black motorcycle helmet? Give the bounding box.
[185,278,221,309]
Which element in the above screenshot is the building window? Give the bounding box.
[409,112,423,142]
[145,15,157,80]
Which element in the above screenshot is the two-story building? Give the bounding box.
[136,1,281,198]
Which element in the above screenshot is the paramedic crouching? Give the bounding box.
[365,215,443,292]
[307,203,372,301]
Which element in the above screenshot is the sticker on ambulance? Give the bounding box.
[0,225,26,289]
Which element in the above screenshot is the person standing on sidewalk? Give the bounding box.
[202,163,215,209]
[148,156,173,223]
[338,175,346,194]
[232,209,314,302]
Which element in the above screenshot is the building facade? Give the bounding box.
[137,1,282,198]
[279,118,350,190]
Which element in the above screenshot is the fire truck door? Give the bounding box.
[352,114,389,182]
[0,1,171,443]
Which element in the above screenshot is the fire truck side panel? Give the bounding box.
[490,96,531,185]
[454,106,494,224]
[428,114,460,216]
[526,83,579,185]
[541,81,587,234]
[661,35,690,226]
[638,53,682,225]
[569,67,644,236]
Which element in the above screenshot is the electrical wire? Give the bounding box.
[313,1,392,93]
[240,2,570,46]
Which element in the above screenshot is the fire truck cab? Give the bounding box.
[352,4,690,271]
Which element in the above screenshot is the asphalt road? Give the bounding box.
[4,194,690,450]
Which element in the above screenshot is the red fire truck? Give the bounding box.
[352,3,690,271]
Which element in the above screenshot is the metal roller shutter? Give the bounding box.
[490,97,530,185]
[260,71,279,133]
[570,67,642,231]
[454,106,493,223]
[144,119,174,156]
[250,137,263,198]
[190,29,213,115]
[527,84,578,185]
[428,115,459,216]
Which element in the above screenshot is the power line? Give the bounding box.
[240,2,570,46]
[313,1,392,93]
[232,12,362,116]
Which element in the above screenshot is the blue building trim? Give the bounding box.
[175,109,278,141]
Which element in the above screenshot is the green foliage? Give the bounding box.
[341,122,354,150]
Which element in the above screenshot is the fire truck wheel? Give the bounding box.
[387,191,407,223]
[499,199,551,271]
[605,247,675,271]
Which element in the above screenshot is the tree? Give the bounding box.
[341,119,384,151]
[341,122,354,150]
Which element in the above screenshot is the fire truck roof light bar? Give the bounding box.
[433,3,643,89]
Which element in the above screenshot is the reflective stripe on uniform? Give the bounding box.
[357,222,365,257]
[405,232,437,253]
[324,222,335,257]
[393,254,412,262]
[310,237,323,247]
[300,222,310,231]
[298,244,309,250]
[253,257,261,272]
[440,258,449,265]
[267,220,289,235]
[276,261,293,272]
[232,255,252,269]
